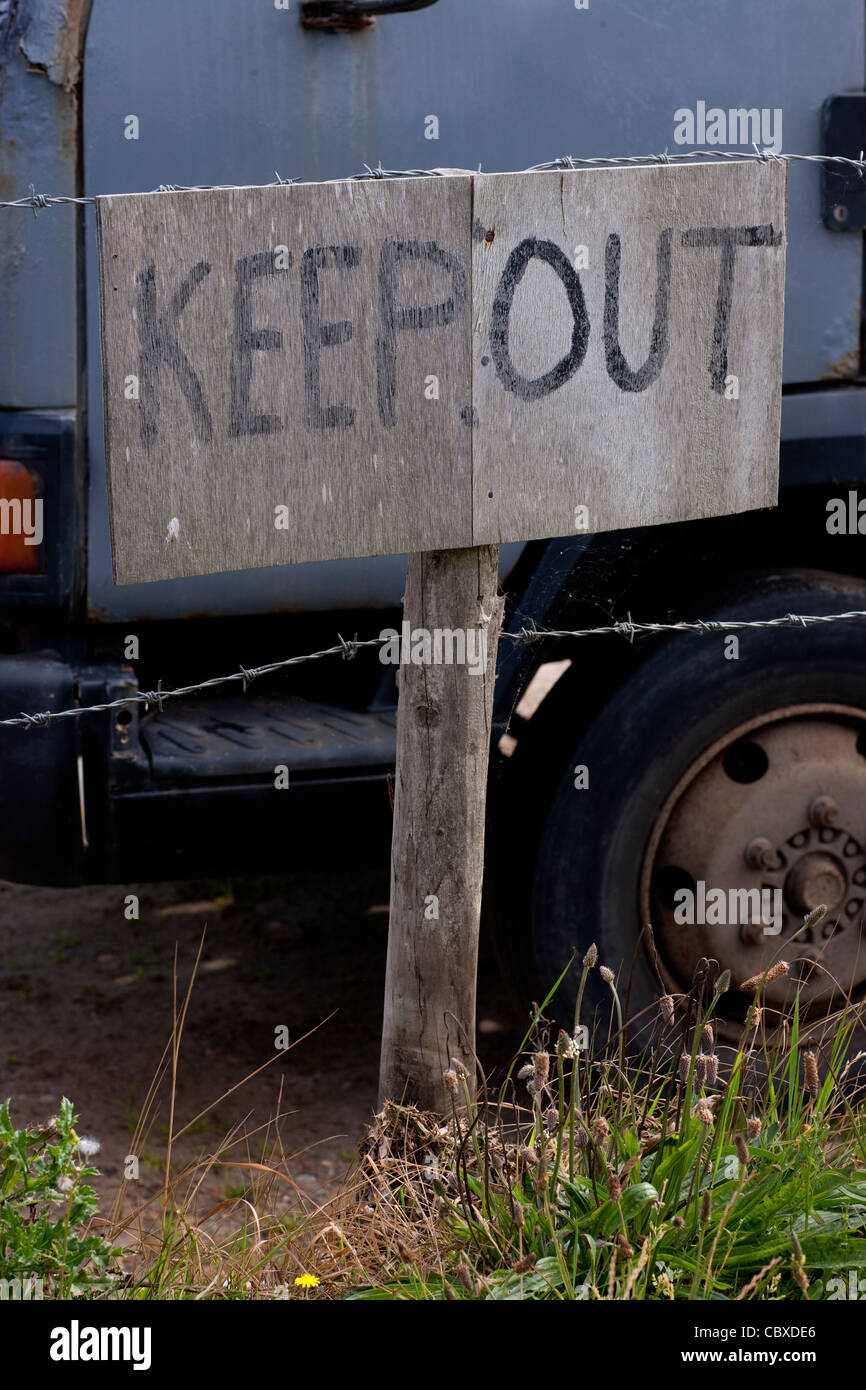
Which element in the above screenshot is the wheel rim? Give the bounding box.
[639,703,866,1023]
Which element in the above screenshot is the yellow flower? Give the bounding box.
[294,1274,320,1289]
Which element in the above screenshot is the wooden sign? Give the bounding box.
[471,161,786,544]
[98,176,474,581]
[97,161,786,584]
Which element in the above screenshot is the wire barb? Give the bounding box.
[1,150,862,210]
[2,609,866,730]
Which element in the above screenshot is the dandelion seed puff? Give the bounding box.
[76,1136,100,1158]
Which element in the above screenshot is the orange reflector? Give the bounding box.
[0,458,43,574]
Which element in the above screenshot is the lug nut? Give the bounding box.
[808,795,840,829]
[744,837,780,871]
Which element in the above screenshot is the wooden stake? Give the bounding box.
[378,545,504,1113]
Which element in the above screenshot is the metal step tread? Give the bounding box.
[141,695,396,782]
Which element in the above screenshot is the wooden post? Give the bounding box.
[378,545,504,1113]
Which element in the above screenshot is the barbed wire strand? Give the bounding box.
[1,148,862,212]
[3,608,866,730]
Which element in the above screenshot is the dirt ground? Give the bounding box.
[0,865,524,1226]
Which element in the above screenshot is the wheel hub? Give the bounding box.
[641,706,866,1016]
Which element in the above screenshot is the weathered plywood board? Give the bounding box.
[471,161,787,544]
[98,162,787,582]
[97,176,473,582]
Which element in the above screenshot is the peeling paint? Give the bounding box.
[17,0,91,93]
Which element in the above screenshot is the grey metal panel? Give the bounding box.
[782,388,866,440]
[82,0,864,620]
[0,0,80,407]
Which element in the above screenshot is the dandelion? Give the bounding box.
[739,961,790,993]
[659,994,675,1027]
[294,1273,320,1289]
[583,943,598,969]
[804,1051,820,1101]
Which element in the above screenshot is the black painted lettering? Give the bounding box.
[300,245,359,430]
[136,261,212,448]
[490,238,589,401]
[681,224,781,393]
[230,250,288,437]
[604,229,672,391]
[376,239,469,428]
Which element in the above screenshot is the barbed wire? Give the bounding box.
[0,148,861,213]
[3,607,866,730]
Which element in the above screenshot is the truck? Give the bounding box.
[2,0,866,1041]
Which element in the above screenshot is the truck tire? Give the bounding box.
[531,568,866,1044]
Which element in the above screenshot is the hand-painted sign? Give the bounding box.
[97,161,786,582]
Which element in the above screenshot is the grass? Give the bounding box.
[3,911,866,1300]
[338,915,866,1300]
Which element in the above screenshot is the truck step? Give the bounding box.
[141,695,396,784]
